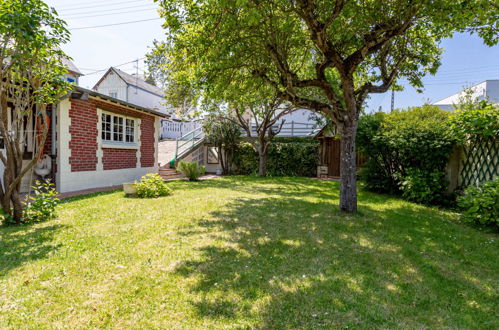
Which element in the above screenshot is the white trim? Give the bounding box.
[58,167,157,193]
[101,142,139,150]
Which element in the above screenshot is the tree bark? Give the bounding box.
[258,147,267,177]
[338,119,358,212]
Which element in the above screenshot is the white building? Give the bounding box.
[433,80,499,111]
[93,67,170,114]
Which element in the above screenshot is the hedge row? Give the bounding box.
[232,138,319,177]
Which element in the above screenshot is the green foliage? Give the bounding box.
[22,181,60,224]
[398,169,448,205]
[203,116,241,174]
[458,179,499,228]
[0,0,71,104]
[450,100,499,142]
[357,105,455,204]
[177,161,206,181]
[233,139,319,177]
[136,174,172,198]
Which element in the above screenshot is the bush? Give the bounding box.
[177,161,206,181]
[22,180,60,224]
[398,168,448,205]
[136,173,172,198]
[232,139,319,177]
[357,105,455,204]
[457,179,499,228]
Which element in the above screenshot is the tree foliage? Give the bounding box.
[203,115,241,174]
[155,0,498,211]
[0,0,70,223]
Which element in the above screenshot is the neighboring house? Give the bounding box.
[1,85,167,194]
[93,67,170,114]
[433,80,499,111]
[62,57,84,85]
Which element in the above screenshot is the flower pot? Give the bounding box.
[123,182,137,195]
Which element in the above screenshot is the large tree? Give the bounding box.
[0,0,70,223]
[155,0,498,212]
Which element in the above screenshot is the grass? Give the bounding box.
[0,176,497,328]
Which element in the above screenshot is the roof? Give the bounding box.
[433,80,499,105]
[93,67,164,97]
[62,57,83,77]
[71,86,168,118]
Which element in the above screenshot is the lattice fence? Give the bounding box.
[460,136,499,187]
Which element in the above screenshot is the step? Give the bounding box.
[160,174,184,181]
[159,168,178,174]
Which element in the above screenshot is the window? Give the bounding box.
[109,91,118,98]
[113,116,123,141]
[207,147,219,164]
[101,112,136,145]
[102,114,112,141]
[125,119,135,143]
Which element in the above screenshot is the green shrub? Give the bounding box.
[22,180,60,224]
[136,173,172,198]
[177,161,206,181]
[457,179,499,228]
[232,139,319,177]
[357,105,455,204]
[398,168,448,205]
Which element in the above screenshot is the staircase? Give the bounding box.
[169,126,205,168]
[159,166,184,180]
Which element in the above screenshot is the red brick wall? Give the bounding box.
[69,99,98,172]
[68,98,156,172]
[102,148,137,170]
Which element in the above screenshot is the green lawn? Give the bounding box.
[0,177,497,328]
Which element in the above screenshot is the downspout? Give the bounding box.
[50,102,57,183]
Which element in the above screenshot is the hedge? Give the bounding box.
[232,138,319,177]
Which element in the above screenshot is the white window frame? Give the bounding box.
[100,110,138,149]
[109,91,118,99]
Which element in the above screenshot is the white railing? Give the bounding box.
[175,125,205,160]
[248,121,318,137]
[161,119,203,139]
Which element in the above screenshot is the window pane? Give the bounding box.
[101,114,112,141]
[113,115,124,142]
[125,119,134,143]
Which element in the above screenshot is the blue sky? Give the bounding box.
[46,0,499,112]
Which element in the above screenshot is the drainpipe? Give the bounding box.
[50,103,58,182]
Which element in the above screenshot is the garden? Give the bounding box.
[1,177,498,328]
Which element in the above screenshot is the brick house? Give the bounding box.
[22,86,167,193]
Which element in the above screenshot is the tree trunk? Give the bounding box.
[339,119,358,212]
[256,135,268,176]
[12,189,23,221]
[258,148,267,177]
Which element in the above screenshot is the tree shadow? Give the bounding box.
[173,183,498,328]
[59,189,120,204]
[0,224,64,276]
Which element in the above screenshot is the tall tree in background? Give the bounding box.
[0,0,70,223]
[155,0,498,212]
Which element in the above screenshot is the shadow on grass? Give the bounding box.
[0,224,65,276]
[173,180,498,328]
[59,189,121,204]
